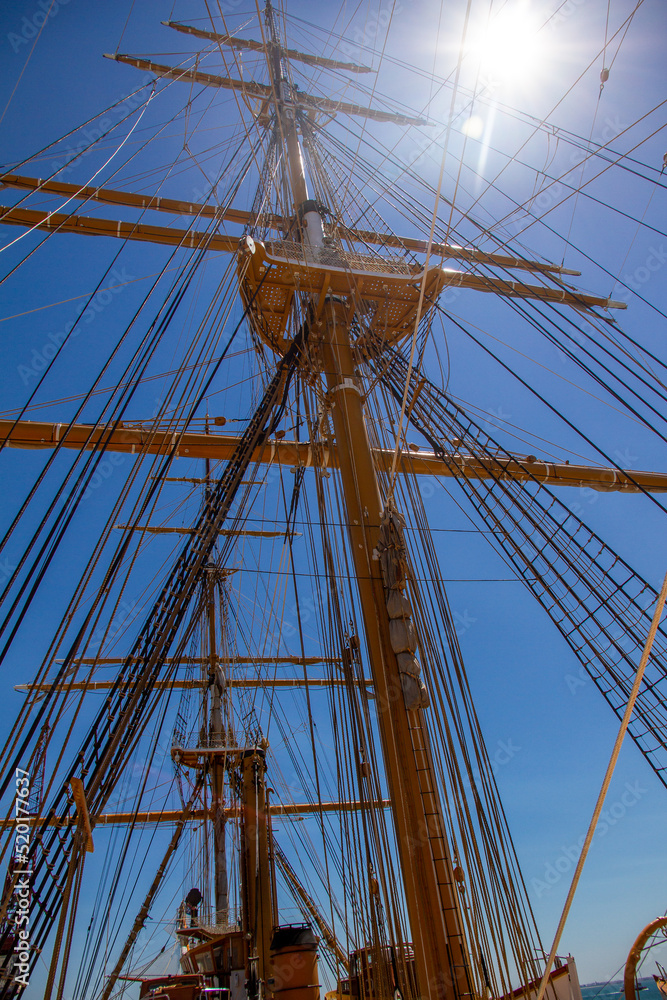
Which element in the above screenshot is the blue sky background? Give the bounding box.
[0,0,666,992]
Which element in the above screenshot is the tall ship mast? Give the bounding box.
[0,3,666,1000]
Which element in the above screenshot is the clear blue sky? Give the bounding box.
[0,0,666,993]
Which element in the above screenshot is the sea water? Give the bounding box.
[582,978,663,1000]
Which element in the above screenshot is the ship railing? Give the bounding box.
[266,239,415,276]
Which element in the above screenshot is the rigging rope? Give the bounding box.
[370,344,667,787]
[534,571,667,1000]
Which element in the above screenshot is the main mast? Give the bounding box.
[261,5,472,998]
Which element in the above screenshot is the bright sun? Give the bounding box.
[466,4,545,87]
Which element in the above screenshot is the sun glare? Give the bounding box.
[462,115,485,138]
[466,5,544,87]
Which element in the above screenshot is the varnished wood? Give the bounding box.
[0,173,579,275]
[104,53,429,125]
[1,798,391,830]
[2,419,662,492]
[163,21,373,73]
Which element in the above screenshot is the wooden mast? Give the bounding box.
[3,418,664,493]
[320,301,472,1000]
[204,516,229,926]
[259,2,472,997]
[240,744,274,993]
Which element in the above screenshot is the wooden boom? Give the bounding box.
[0,799,391,831]
[162,21,373,73]
[2,418,664,492]
[104,53,430,126]
[0,173,578,275]
[0,203,617,308]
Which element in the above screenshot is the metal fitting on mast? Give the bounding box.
[298,198,326,249]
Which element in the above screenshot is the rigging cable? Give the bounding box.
[386,0,474,501]
[534,571,667,1000]
[0,0,57,129]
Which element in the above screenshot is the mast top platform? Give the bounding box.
[172,741,268,770]
[239,237,447,355]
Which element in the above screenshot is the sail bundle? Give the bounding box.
[376,509,429,711]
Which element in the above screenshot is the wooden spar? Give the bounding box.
[336,225,582,275]
[162,21,373,73]
[0,172,283,227]
[0,203,623,308]
[70,777,94,853]
[0,204,238,252]
[320,297,472,1000]
[2,418,665,492]
[133,797,392,817]
[114,524,293,537]
[15,679,373,693]
[240,747,273,984]
[49,656,342,665]
[0,174,578,275]
[205,563,228,927]
[103,53,430,125]
[0,799,392,831]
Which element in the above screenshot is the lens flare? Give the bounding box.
[462,115,485,138]
[466,4,544,87]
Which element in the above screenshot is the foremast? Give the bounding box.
[260,4,473,999]
[239,744,274,991]
[172,543,276,986]
[204,447,230,929]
